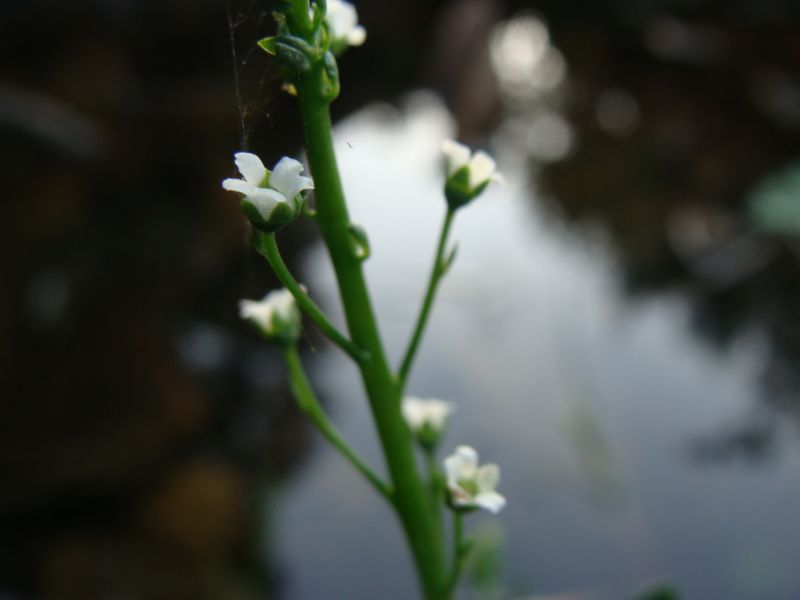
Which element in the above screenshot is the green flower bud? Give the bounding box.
[402,396,453,451]
[441,139,503,210]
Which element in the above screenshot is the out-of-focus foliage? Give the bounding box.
[633,583,679,600]
[748,162,800,236]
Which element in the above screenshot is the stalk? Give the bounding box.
[398,208,455,387]
[295,72,447,598]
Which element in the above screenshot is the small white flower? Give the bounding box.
[441,139,502,190]
[402,396,453,435]
[443,445,506,514]
[326,0,367,49]
[222,152,314,223]
[239,288,301,342]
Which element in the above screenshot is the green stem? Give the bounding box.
[296,75,447,598]
[255,231,369,364]
[398,208,455,387]
[282,345,392,500]
[285,0,312,35]
[446,512,467,597]
[425,448,445,548]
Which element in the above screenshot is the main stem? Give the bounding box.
[296,79,447,598]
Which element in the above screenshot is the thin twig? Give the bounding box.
[255,232,369,363]
[397,208,455,386]
[283,347,392,501]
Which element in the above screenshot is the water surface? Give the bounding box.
[273,95,800,599]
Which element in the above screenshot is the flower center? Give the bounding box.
[458,478,478,497]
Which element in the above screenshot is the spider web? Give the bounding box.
[226,0,280,149]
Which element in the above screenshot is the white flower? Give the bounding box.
[239,288,301,342]
[326,0,367,49]
[402,396,453,434]
[222,152,314,223]
[443,445,506,514]
[441,139,502,189]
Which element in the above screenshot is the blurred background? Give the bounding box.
[2,0,800,598]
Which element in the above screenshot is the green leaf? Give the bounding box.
[275,38,314,76]
[440,242,459,275]
[348,223,371,261]
[321,50,341,102]
[257,36,278,55]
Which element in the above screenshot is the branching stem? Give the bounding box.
[445,512,471,598]
[398,207,456,386]
[255,231,369,364]
[282,346,392,500]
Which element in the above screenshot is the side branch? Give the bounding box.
[282,346,393,501]
[255,231,369,364]
[444,512,471,597]
[397,207,456,386]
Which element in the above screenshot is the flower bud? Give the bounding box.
[325,0,366,55]
[402,396,453,450]
[441,140,502,210]
[239,288,302,346]
[222,152,314,233]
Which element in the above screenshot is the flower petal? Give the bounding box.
[476,463,500,493]
[348,25,367,46]
[475,490,506,514]
[402,397,452,432]
[444,445,478,486]
[286,175,314,200]
[455,445,478,474]
[327,0,360,43]
[269,157,314,200]
[441,139,471,176]
[468,151,497,188]
[239,299,273,331]
[234,152,268,186]
[265,288,297,320]
[402,397,426,430]
[426,400,452,429]
[247,187,286,220]
[444,457,463,487]
[222,178,255,194]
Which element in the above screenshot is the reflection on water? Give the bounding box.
[273,95,800,599]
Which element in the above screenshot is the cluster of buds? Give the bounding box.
[402,397,505,514]
[256,0,366,102]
